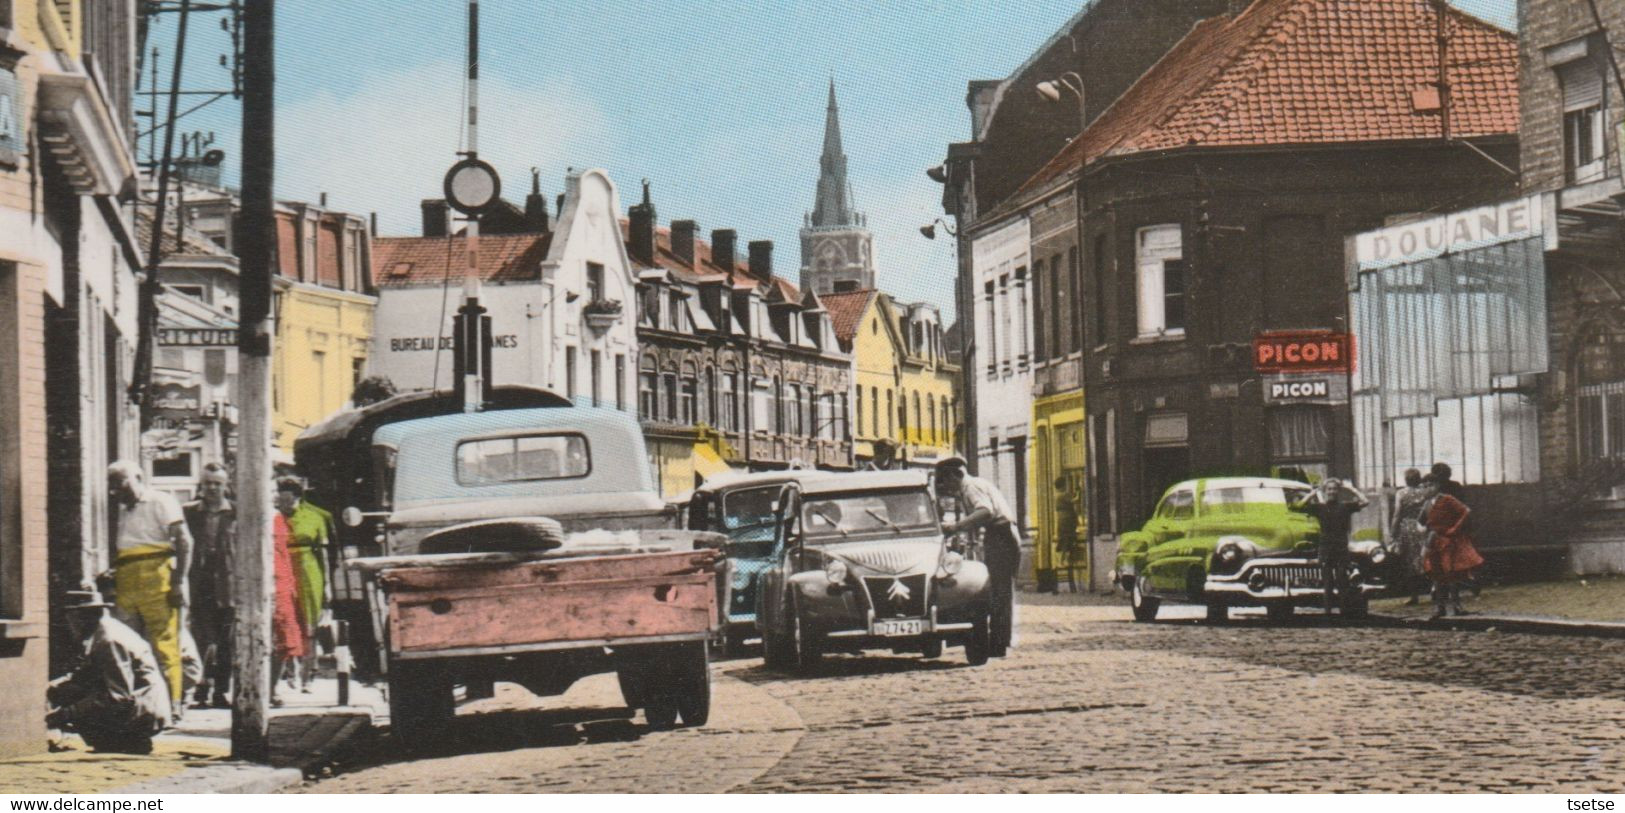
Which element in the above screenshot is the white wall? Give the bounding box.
[970,215,1032,503]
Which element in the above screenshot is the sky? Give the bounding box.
[143,0,1518,318]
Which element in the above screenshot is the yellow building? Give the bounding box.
[270,203,376,450]
[823,289,958,468]
[1032,388,1086,591]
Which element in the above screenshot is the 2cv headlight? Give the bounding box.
[938,550,964,578]
[825,559,848,587]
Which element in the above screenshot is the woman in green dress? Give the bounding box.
[278,478,330,691]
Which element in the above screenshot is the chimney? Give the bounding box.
[628,180,657,265]
[748,240,773,282]
[421,199,450,237]
[369,211,377,237]
[711,229,737,273]
[523,168,550,233]
[672,219,698,267]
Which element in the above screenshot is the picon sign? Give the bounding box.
[1253,331,1353,375]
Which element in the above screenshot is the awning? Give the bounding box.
[691,441,734,480]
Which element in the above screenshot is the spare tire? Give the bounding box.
[419,516,565,555]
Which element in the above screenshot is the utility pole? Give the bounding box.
[447,0,498,411]
[231,0,274,762]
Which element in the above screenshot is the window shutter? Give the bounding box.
[1559,60,1604,112]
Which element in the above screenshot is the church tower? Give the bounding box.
[800,81,874,295]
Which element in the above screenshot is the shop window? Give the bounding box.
[1558,56,1607,184]
[1268,406,1330,462]
[1135,225,1185,337]
[152,452,195,480]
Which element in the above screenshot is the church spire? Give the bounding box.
[812,79,856,228]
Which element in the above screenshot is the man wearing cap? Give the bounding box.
[935,456,1020,657]
[107,461,191,706]
[47,590,172,754]
[183,462,235,708]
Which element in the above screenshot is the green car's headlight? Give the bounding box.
[1213,536,1258,567]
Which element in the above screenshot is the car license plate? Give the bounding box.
[872,619,922,637]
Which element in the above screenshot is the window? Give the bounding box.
[856,387,864,438]
[722,371,739,431]
[887,389,896,438]
[312,350,328,410]
[774,376,785,434]
[565,347,577,400]
[1559,57,1607,184]
[151,452,194,480]
[1032,261,1047,361]
[704,367,715,426]
[1268,406,1330,462]
[170,285,206,301]
[590,350,602,407]
[457,433,590,484]
[871,386,880,437]
[928,394,937,444]
[639,361,657,419]
[752,377,771,432]
[1068,248,1081,352]
[999,274,1012,367]
[669,292,685,332]
[1092,235,1108,346]
[1014,266,1029,364]
[616,355,626,411]
[1135,225,1185,336]
[912,391,921,439]
[681,363,697,424]
[1156,488,1195,521]
[587,262,605,303]
[810,390,822,439]
[984,280,997,377]
[664,372,678,421]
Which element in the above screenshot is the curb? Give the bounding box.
[1370,612,1625,639]
[117,761,305,795]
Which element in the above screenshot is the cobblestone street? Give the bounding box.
[296,596,1625,793]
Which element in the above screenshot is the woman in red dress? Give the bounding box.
[1420,474,1485,618]
[271,492,308,706]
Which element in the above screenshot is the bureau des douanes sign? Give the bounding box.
[1253,331,1353,375]
[1353,194,1544,271]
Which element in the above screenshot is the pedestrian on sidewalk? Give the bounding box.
[272,480,311,707]
[1389,468,1430,605]
[46,590,172,754]
[1429,461,1482,597]
[280,477,331,691]
[1420,473,1484,618]
[182,463,236,709]
[936,456,1019,657]
[107,461,192,709]
[1053,478,1080,594]
[1290,477,1370,615]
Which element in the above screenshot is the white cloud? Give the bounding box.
[276,61,612,233]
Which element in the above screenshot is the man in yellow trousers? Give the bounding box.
[107,461,192,716]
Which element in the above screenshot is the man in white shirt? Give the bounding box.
[936,457,1020,657]
[107,461,192,708]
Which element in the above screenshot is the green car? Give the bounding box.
[1112,477,1388,623]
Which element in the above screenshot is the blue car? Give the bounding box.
[686,470,837,655]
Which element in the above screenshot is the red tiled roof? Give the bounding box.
[619,220,799,299]
[371,233,553,288]
[819,288,876,346]
[1010,0,1519,204]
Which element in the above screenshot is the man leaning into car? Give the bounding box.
[1290,478,1370,616]
[936,457,1018,657]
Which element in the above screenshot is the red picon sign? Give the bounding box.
[1253,331,1354,374]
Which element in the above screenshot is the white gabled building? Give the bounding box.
[966,213,1034,524]
[369,168,638,408]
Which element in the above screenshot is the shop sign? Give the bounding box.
[1254,331,1353,375]
[1354,195,1543,271]
[1264,374,1347,404]
[159,327,237,346]
[388,334,519,352]
[152,383,203,419]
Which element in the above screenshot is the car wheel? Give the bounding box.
[1266,602,1294,623]
[1131,576,1160,622]
[790,598,822,675]
[388,658,454,748]
[1205,601,1229,623]
[674,641,711,727]
[963,606,991,666]
[1343,594,1370,620]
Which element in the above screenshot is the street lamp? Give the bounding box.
[925,164,948,183]
[919,218,957,240]
[1036,71,1086,127]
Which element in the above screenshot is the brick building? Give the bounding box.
[0,0,141,756]
[1006,0,1521,541]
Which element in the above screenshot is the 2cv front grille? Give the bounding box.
[861,575,928,618]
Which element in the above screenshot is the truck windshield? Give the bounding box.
[721,485,779,541]
[802,490,936,539]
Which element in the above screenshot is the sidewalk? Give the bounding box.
[1372,574,1625,637]
[0,677,385,794]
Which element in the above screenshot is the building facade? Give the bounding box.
[822,289,958,470]
[630,185,852,495]
[370,168,636,426]
[0,0,141,757]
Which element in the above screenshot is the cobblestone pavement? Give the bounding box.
[300,598,1625,793]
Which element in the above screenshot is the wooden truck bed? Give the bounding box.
[368,549,721,659]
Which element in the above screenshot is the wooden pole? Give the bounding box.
[231,0,274,763]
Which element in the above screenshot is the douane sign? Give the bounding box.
[1253,331,1353,374]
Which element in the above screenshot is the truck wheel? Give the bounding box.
[644,696,678,730]
[1266,602,1294,623]
[963,607,991,666]
[389,659,453,746]
[762,616,793,671]
[616,665,647,709]
[675,642,711,727]
[921,636,943,659]
[1131,576,1160,622]
[723,628,751,659]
